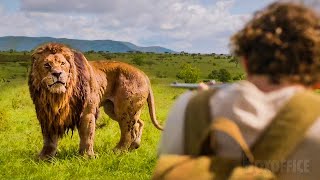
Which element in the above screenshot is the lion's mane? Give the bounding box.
[28,43,91,137]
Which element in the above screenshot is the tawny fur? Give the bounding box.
[28,43,162,160]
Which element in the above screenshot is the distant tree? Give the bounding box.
[180,51,189,56]
[87,50,95,53]
[176,64,200,83]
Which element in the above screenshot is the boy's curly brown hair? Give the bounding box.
[231,2,320,85]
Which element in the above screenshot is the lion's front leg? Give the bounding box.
[39,133,58,160]
[78,112,96,157]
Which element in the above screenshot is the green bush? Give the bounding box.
[208,69,219,80]
[208,68,232,82]
[176,64,200,83]
[233,74,245,81]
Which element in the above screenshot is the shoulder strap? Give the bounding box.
[184,89,218,155]
[211,117,255,163]
[184,88,255,158]
[252,90,320,164]
[185,89,320,169]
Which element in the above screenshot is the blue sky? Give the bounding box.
[1,0,19,12]
[0,0,289,53]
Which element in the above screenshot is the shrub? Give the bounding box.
[176,64,200,83]
[208,68,232,82]
[233,74,245,81]
[208,70,219,80]
[218,69,232,82]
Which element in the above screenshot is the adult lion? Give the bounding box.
[28,42,163,160]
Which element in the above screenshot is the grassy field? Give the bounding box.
[0,52,243,179]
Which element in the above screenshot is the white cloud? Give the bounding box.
[0,0,253,53]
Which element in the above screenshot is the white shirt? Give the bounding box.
[158,80,320,179]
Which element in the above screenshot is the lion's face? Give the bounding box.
[34,52,71,94]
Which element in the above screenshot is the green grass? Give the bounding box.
[0,52,242,179]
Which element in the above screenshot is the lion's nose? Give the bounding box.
[52,72,62,78]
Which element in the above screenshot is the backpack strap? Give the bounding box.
[251,90,320,169]
[211,117,254,163]
[184,88,218,155]
[184,88,320,178]
[184,88,254,159]
[184,88,255,179]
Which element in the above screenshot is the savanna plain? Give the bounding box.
[0,51,243,179]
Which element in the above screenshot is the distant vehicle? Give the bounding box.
[170,81,227,90]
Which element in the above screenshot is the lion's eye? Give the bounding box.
[44,63,51,69]
[61,62,66,66]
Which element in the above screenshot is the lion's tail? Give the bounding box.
[147,86,163,131]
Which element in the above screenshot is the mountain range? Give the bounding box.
[0,36,175,53]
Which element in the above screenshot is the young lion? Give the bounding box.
[29,43,162,160]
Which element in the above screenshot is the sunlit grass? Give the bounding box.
[0,53,241,179]
[0,66,186,180]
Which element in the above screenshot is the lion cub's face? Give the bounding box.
[37,53,71,94]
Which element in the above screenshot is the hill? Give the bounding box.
[0,36,175,53]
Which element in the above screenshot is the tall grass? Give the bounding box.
[0,52,241,179]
